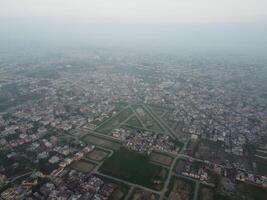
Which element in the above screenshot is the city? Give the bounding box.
[1,0,267,199]
[0,49,266,199]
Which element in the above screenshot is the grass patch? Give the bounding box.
[149,152,173,166]
[125,115,143,128]
[99,148,166,189]
[96,108,133,134]
[82,134,121,150]
[113,101,128,112]
[86,148,109,161]
[71,160,95,173]
[148,104,169,116]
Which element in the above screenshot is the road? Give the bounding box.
[142,104,177,140]
[123,186,134,200]
[159,155,179,200]
[71,102,209,199]
[193,182,200,200]
[95,171,161,195]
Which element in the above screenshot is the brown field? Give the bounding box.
[167,177,195,200]
[83,134,121,150]
[86,148,109,161]
[71,160,95,173]
[149,152,173,166]
[174,159,186,174]
[199,186,214,200]
[131,188,159,200]
[110,187,127,200]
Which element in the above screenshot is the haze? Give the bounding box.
[0,0,267,53]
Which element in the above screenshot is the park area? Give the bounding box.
[99,148,167,190]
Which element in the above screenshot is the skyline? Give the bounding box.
[0,1,266,54]
[1,0,267,23]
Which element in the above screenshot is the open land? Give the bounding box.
[99,148,167,190]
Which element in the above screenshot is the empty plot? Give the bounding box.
[71,160,95,173]
[167,177,195,200]
[130,188,159,200]
[198,185,214,200]
[83,134,121,150]
[86,148,109,161]
[99,148,166,190]
[149,152,173,166]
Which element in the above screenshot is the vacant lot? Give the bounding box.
[99,148,166,190]
[71,160,95,173]
[149,152,173,166]
[167,176,195,200]
[198,185,214,200]
[130,188,159,200]
[83,134,121,150]
[86,148,109,161]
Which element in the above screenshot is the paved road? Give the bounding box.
[193,181,200,200]
[95,105,132,130]
[10,171,33,182]
[124,186,134,200]
[142,104,177,140]
[129,106,147,128]
[95,172,161,195]
[159,155,179,200]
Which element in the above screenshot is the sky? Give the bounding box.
[1,0,267,23]
[0,0,267,52]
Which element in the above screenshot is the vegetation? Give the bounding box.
[99,148,164,189]
[125,116,143,128]
[96,108,133,133]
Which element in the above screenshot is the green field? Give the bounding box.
[148,104,168,116]
[254,157,267,176]
[82,134,121,150]
[113,101,128,112]
[96,107,133,134]
[133,105,164,132]
[99,148,166,189]
[125,115,144,128]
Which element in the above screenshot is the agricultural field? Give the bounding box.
[83,134,121,150]
[71,160,95,173]
[149,152,174,167]
[99,148,167,190]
